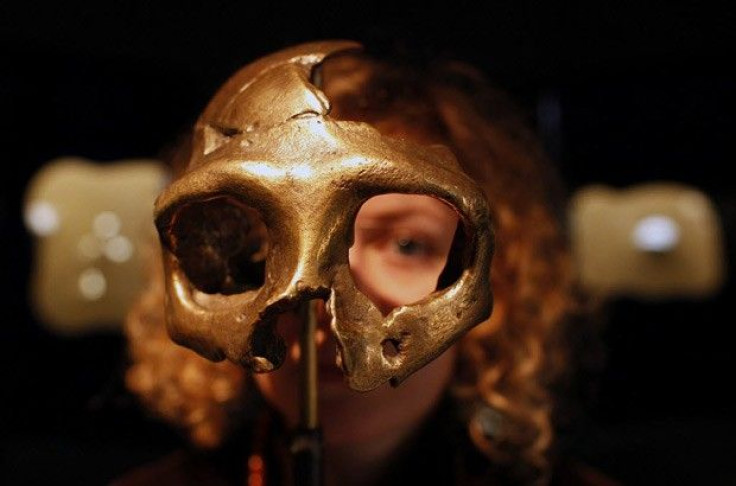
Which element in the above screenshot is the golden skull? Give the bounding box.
[154,40,493,391]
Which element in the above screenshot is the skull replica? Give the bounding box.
[154,40,493,391]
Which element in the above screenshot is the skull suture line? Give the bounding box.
[154,40,494,392]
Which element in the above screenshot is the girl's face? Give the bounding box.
[253,193,460,446]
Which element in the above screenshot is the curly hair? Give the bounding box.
[124,50,583,481]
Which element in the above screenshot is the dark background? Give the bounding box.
[1,2,734,485]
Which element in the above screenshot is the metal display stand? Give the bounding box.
[291,300,323,486]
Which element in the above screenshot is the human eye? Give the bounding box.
[390,233,433,260]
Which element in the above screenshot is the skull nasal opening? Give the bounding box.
[163,196,269,295]
[270,295,333,363]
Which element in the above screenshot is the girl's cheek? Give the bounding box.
[350,248,443,314]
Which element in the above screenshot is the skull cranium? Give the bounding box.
[154,40,493,391]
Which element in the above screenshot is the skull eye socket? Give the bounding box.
[165,197,268,295]
[349,193,465,315]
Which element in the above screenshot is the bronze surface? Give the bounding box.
[154,40,493,391]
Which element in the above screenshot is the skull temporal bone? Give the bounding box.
[154,40,494,392]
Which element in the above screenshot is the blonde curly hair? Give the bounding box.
[124,50,583,481]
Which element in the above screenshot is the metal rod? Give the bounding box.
[291,299,323,486]
[299,299,319,429]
